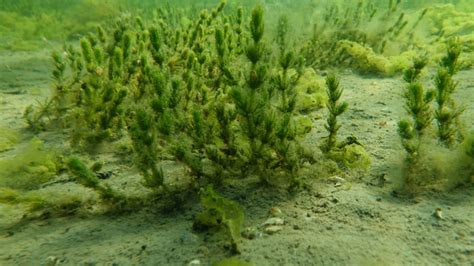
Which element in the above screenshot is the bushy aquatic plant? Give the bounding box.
[24,1,370,207]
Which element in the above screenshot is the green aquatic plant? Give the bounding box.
[434,38,464,147]
[194,186,244,254]
[298,0,437,76]
[320,74,370,170]
[321,74,348,154]
[0,187,84,216]
[398,45,472,192]
[23,1,373,206]
[0,138,59,190]
[0,127,19,152]
[128,108,165,190]
[464,132,474,160]
[67,157,123,203]
[398,56,434,189]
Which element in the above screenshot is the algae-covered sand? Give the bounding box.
[0,47,473,265]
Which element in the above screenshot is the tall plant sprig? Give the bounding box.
[434,38,464,147]
[321,74,348,155]
[398,56,434,189]
[231,5,273,179]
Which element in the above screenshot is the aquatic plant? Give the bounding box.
[398,56,434,188]
[0,187,85,217]
[22,1,375,210]
[194,186,244,254]
[0,138,59,190]
[297,0,446,76]
[319,74,370,170]
[464,132,474,160]
[321,74,348,154]
[0,127,19,152]
[398,41,471,192]
[67,157,123,203]
[434,38,464,147]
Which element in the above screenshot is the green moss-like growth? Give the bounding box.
[294,68,326,113]
[464,132,474,160]
[0,187,84,216]
[67,157,123,203]
[337,41,390,75]
[0,138,58,190]
[0,127,19,152]
[330,143,371,171]
[300,0,426,75]
[194,186,244,254]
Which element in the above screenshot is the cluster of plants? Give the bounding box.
[297,0,474,76]
[398,39,473,193]
[26,0,368,190]
[17,1,373,250]
[298,0,427,75]
[0,0,210,51]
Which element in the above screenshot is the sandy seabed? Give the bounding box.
[0,48,473,266]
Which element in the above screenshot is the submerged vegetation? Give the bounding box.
[398,39,472,193]
[0,0,473,263]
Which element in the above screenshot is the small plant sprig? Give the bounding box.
[321,74,348,155]
[434,38,464,147]
[128,109,165,190]
[67,157,123,203]
[24,51,67,131]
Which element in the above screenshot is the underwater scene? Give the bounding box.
[0,0,473,265]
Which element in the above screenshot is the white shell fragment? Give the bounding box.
[188,259,201,266]
[262,217,285,226]
[433,208,444,220]
[265,225,283,234]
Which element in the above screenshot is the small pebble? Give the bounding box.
[242,227,262,240]
[265,226,283,234]
[433,208,444,220]
[44,256,59,266]
[263,217,285,226]
[188,259,201,266]
[269,207,282,217]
